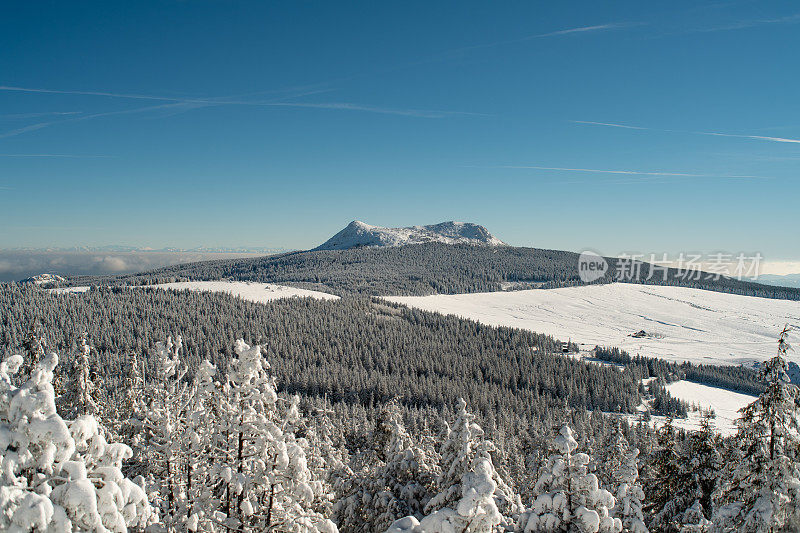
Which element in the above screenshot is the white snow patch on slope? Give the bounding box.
[315,220,505,250]
[49,281,338,304]
[664,380,756,436]
[24,273,67,284]
[386,283,800,367]
[151,280,339,303]
[49,286,90,294]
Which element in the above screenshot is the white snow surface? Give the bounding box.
[315,220,505,250]
[664,380,756,436]
[49,286,91,294]
[24,273,67,284]
[150,280,339,303]
[386,283,800,367]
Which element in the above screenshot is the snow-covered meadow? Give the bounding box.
[49,285,91,294]
[51,281,339,303]
[386,283,800,367]
[663,380,756,436]
[148,280,339,303]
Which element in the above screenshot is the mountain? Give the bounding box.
[20,273,67,285]
[314,220,506,250]
[756,273,800,289]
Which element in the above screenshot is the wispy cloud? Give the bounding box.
[0,84,480,139]
[0,153,110,158]
[695,12,800,32]
[700,132,800,144]
[0,111,83,119]
[0,85,208,103]
[572,120,800,145]
[0,102,193,139]
[570,120,649,130]
[0,84,335,106]
[263,102,487,118]
[0,121,58,139]
[536,23,635,38]
[494,165,772,180]
[426,22,639,61]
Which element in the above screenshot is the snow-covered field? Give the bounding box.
[386,283,800,367]
[663,380,756,436]
[49,285,91,294]
[50,281,338,303]
[149,281,339,303]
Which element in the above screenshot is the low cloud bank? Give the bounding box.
[0,251,264,282]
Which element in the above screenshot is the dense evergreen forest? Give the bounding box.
[2,285,798,531]
[0,284,642,421]
[593,347,767,396]
[67,243,800,299]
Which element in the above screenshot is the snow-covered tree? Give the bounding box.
[334,399,436,532]
[213,339,338,533]
[183,359,218,532]
[119,350,148,479]
[18,319,45,384]
[517,424,621,533]
[682,410,721,529]
[642,418,691,532]
[387,398,519,533]
[603,429,647,533]
[643,410,720,532]
[142,335,189,530]
[677,500,712,533]
[303,399,349,492]
[61,331,100,419]
[712,326,800,532]
[0,348,153,531]
[612,446,647,533]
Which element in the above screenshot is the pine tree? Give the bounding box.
[518,424,621,533]
[18,319,45,384]
[644,410,720,532]
[119,349,149,480]
[712,326,800,532]
[684,410,721,526]
[604,429,647,533]
[143,335,190,530]
[0,347,153,531]
[334,399,436,532]
[388,398,518,533]
[185,359,218,532]
[214,339,338,532]
[642,419,686,532]
[62,331,100,419]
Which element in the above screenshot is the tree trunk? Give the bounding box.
[266,483,275,527]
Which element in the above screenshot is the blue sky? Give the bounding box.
[1,1,798,267]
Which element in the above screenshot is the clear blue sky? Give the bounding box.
[1,1,798,264]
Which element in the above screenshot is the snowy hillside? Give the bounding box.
[21,273,67,285]
[49,285,90,294]
[386,283,800,367]
[50,281,339,302]
[758,273,800,288]
[314,220,505,250]
[664,380,756,436]
[150,280,339,303]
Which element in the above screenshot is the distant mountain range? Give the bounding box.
[5,245,289,254]
[756,273,800,289]
[315,220,505,250]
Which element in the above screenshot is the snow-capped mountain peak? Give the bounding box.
[21,273,67,285]
[314,220,506,251]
